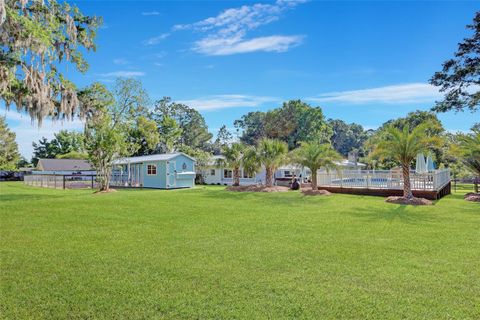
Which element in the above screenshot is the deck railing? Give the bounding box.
[110,173,142,187]
[317,169,450,191]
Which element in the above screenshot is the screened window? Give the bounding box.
[243,170,254,178]
[284,170,293,178]
[223,169,233,178]
[147,164,157,175]
[210,169,216,175]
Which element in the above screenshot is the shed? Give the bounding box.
[111,153,196,189]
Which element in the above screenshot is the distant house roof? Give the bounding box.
[36,159,94,171]
[113,153,196,165]
[336,159,367,167]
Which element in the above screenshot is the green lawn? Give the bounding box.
[1,182,479,319]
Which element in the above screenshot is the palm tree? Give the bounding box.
[291,142,342,190]
[215,142,246,186]
[244,138,288,187]
[371,123,441,199]
[458,130,480,193]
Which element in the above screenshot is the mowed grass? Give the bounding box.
[0,182,479,319]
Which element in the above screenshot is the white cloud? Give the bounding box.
[178,94,278,111]
[113,58,129,65]
[308,83,443,104]
[174,0,306,55]
[195,35,303,56]
[99,71,145,78]
[142,11,160,16]
[143,33,170,45]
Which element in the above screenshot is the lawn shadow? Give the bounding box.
[0,193,66,202]
[197,187,306,208]
[345,202,439,224]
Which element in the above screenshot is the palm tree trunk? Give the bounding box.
[265,167,273,187]
[311,169,317,190]
[402,163,413,199]
[233,167,240,186]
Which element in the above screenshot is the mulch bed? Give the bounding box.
[385,196,433,205]
[226,185,290,192]
[93,189,118,194]
[464,193,480,202]
[301,189,331,196]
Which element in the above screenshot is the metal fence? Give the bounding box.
[24,174,97,189]
[317,169,451,191]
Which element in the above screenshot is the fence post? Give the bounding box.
[63,175,66,189]
[91,176,94,189]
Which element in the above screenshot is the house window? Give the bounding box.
[243,170,254,178]
[210,169,216,175]
[284,170,292,178]
[147,164,157,175]
[223,169,232,178]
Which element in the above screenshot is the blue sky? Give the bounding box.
[3,0,479,158]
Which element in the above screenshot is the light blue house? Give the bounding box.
[111,153,196,189]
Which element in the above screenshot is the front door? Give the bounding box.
[167,161,176,188]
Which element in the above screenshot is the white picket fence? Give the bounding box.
[317,169,450,191]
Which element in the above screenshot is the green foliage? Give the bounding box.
[0,0,102,123]
[84,104,124,191]
[265,100,331,150]
[290,142,342,189]
[430,11,480,112]
[131,115,161,156]
[31,130,85,165]
[0,116,20,170]
[56,151,88,160]
[153,97,212,151]
[212,125,233,155]
[1,183,479,319]
[234,100,331,149]
[328,119,368,156]
[157,115,183,153]
[244,138,288,187]
[216,142,247,186]
[81,79,159,191]
[365,111,446,169]
[371,123,442,198]
[455,129,480,192]
[234,111,266,146]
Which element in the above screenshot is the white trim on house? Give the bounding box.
[113,152,196,165]
[146,164,157,176]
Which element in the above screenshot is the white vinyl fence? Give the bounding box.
[317,169,450,191]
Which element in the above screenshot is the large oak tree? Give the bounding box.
[0,0,101,123]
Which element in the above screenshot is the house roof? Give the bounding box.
[36,159,93,171]
[336,159,367,167]
[113,153,196,165]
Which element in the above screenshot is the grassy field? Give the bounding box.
[1,182,479,319]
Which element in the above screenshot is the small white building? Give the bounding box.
[201,156,310,186]
[201,154,365,186]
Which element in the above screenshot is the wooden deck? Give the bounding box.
[317,182,451,200]
[317,169,451,200]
